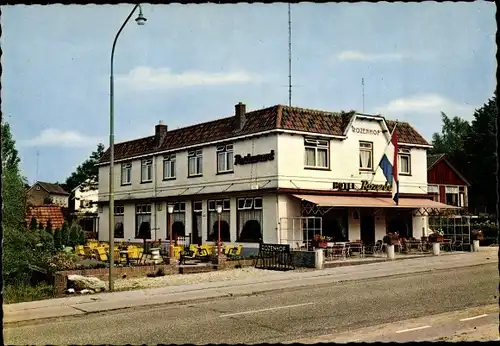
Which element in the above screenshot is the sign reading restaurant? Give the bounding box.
[234,150,275,165]
[351,126,382,136]
[332,180,391,192]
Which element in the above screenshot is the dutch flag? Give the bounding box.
[379,126,399,205]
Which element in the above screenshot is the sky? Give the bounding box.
[1,2,496,184]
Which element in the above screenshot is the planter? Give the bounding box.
[327,242,335,247]
[432,242,440,256]
[473,240,480,252]
[314,249,324,270]
[318,242,328,248]
[386,244,395,260]
[150,248,161,261]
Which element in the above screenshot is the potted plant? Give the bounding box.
[383,233,395,260]
[312,234,328,248]
[471,230,483,252]
[428,229,443,256]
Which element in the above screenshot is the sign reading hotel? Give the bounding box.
[351,126,381,136]
[332,180,391,192]
[234,150,275,165]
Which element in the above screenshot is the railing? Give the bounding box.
[255,242,295,271]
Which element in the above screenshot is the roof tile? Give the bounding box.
[99,105,430,163]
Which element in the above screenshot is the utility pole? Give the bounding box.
[288,3,292,107]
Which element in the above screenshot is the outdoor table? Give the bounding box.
[407,241,422,252]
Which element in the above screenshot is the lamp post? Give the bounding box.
[108,4,147,292]
[216,205,223,258]
[167,204,174,260]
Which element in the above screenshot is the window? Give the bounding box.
[217,144,234,173]
[428,185,440,202]
[141,158,153,182]
[163,154,176,180]
[121,163,132,185]
[445,186,459,206]
[167,202,186,241]
[237,197,263,243]
[399,148,411,175]
[359,141,373,171]
[192,201,203,245]
[304,138,329,168]
[208,199,231,242]
[188,149,203,176]
[135,204,151,239]
[114,205,124,238]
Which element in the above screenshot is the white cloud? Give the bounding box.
[374,94,478,120]
[334,50,433,62]
[115,66,263,91]
[20,129,103,148]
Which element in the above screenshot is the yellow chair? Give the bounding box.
[88,242,99,249]
[233,244,243,256]
[96,247,108,262]
[189,244,199,255]
[223,244,235,255]
[200,244,214,255]
[128,247,140,259]
[173,246,183,258]
[75,245,85,256]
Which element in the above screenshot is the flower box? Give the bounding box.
[318,242,328,248]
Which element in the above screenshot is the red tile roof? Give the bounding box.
[99,104,430,164]
[25,205,65,230]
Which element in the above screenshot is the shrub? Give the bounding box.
[38,221,44,230]
[155,268,166,277]
[78,230,86,245]
[61,221,70,247]
[4,282,55,304]
[45,219,53,233]
[29,217,38,231]
[53,228,62,250]
[46,252,80,273]
[69,224,80,247]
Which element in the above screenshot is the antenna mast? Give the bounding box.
[362,78,365,113]
[288,3,292,107]
[36,150,40,182]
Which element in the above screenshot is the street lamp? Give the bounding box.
[167,204,174,259]
[108,4,147,292]
[216,205,223,258]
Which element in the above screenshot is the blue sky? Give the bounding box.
[2,2,496,184]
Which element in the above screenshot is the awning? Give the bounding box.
[293,194,458,209]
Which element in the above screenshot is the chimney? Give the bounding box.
[155,120,168,147]
[234,102,246,130]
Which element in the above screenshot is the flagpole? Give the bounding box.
[369,120,398,185]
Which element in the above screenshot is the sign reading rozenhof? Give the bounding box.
[332,180,391,192]
[234,150,275,165]
[351,126,382,136]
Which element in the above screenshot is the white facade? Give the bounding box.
[98,111,432,248]
[73,181,99,214]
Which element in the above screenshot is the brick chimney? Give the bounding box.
[234,102,246,130]
[155,120,168,147]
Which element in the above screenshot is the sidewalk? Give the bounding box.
[4,248,497,324]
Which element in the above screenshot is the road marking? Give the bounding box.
[395,325,431,333]
[219,302,314,317]
[460,314,488,321]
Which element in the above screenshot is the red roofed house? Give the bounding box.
[96,103,453,254]
[427,154,470,208]
[25,205,65,230]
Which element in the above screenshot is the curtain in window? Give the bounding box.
[197,157,203,174]
[136,214,151,238]
[305,148,316,166]
[360,150,371,168]
[237,210,263,242]
[226,151,233,170]
[188,157,196,175]
[114,215,124,238]
[208,211,230,241]
[317,149,327,167]
[167,213,186,238]
[217,152,226,172]
[400,156,410,173]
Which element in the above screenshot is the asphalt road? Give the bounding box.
[4,263,498,345]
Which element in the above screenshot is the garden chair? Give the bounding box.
[75,245,85,256]
[223,244,235,255]
[441,238,453,252]
[96,247,108,262]
[227,244,243,259]
[189,244,199,255]
[373,240,384,256]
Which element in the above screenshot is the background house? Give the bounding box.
[427,154,470,208]
[72,179,99,237]
[26,181,69,208]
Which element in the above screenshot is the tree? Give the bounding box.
[1,122,21,171]
[60,221,70,247]
[65,143,105,192]
[38,221,44,230]
[464,95,497,215]
[53,228,62,250]
[430,112,471,180]
[69,223,80,247]
[45,219,53,234]
[29,217,38,231]
[78,230,86,245]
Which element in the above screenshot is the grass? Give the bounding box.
[4,283,55,304]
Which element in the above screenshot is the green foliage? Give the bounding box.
[1,122,21,171]
[69,223,81,247]
[46,252,80,273]
[29,217,38,231]
[38,221,44,230]
[78,230,86,245]
[61,221,70,247]
[2,166,27,228]
[65,143,105,192]
[53,228,62,250]
[4,283,55,304]
[45,219,53,233]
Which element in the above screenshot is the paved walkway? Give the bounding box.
[3,247,497,324]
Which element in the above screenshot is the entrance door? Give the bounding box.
[360,214,375,245]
